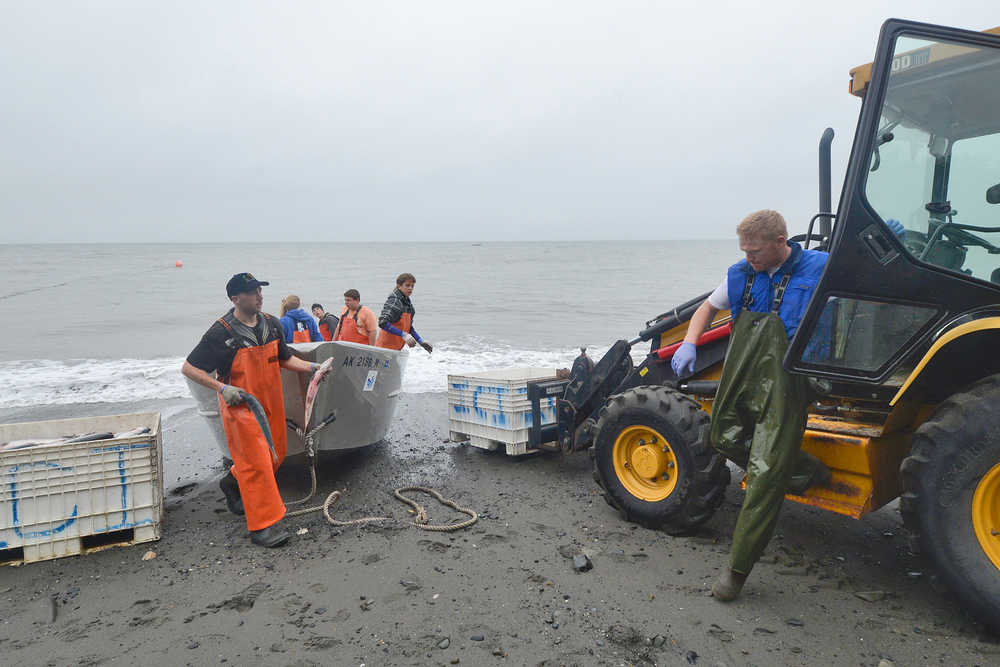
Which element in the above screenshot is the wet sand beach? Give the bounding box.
[1,393,997,666]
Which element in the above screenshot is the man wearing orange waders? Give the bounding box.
[671,210,831,600]
[181,273,321,547]
[376,273,433,354]
[332,289,378,346]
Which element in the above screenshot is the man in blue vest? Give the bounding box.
[671,209,831,602]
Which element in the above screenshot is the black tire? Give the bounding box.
[900,374,1000,632]
[590,385,730,534]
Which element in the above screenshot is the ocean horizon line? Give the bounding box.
[1,238,733,246]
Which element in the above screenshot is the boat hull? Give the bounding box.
[185,341,407,459]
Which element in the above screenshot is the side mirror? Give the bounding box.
[987,183,1000,204]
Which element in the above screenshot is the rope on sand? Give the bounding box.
[282,447,478,531]
[280,417,477,531]
[280,357,476,531]
[320,486,478,532]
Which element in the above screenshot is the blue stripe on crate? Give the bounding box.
[106,445,149,529]
[3,443,154,542]
[7,461,79,538]
[89,442,151,454]
[474,385,508,394]
[118,449,128,526]
[452,383,533,395]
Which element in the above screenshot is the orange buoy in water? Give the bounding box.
[175,260,183,268]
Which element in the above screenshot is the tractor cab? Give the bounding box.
[790,26,1000,398]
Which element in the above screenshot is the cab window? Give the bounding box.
[864,36,1000,282]
[801,296,936,375]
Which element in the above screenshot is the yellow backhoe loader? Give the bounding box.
[525,20,1000,630]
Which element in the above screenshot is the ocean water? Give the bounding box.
[0,241,734,408]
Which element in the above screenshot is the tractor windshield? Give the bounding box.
[865,36,1000,282]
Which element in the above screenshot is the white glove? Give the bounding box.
[403,334,417,347]
[219,384,245,406]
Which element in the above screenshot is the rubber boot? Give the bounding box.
[712,568,748,602]
[219,472,245,516]
[250,523,291,548]
[787,460,832,495]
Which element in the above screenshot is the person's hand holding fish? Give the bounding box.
[219,384,245,406]
[310,358,334,383]
[308,361,332,381]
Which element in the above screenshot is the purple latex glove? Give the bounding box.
[671,341,697,378]
[886,219,905,238]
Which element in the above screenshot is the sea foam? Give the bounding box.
[0,338,643,408]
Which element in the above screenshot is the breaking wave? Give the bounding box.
[0,357,191,408]
[0,337,643,408]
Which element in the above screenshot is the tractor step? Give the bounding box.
[737,426,911,519]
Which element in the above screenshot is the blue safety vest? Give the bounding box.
[726,241,828,341]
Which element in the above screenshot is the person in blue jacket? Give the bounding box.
[279,295,322,343]
[671,209,831,602]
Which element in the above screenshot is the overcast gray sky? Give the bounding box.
[1,1,996,242]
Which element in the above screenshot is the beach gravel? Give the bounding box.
[0,393,996,665]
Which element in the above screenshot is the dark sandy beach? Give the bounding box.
[1,393,997,666]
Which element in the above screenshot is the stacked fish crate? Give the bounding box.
[0,412,163,565]
[447,368,559,455]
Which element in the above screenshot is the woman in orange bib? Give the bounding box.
[376,272,433,353]
[279,294,322,343]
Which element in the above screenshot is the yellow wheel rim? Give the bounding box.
[972,462,1000,573]
[612,425,678,502]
